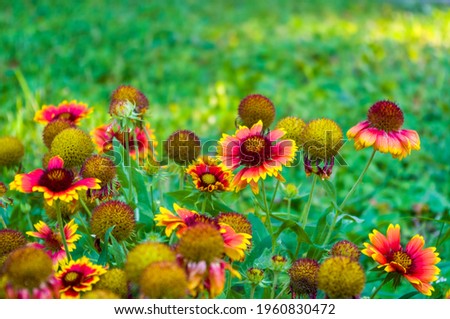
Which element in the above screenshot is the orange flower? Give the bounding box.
[347,100,420,160]
[218,120,296,194]
[154,204,198,237]
[186,157,233,192]
[34,100,92,125]
[9,156,100,206]
[362,224,440,296]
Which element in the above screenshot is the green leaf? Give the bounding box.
[336,213,364,224]
[97,226,115,266]
[399,291,420,299]
[274,220,313,245]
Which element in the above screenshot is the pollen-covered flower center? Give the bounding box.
[64,271,82,285]
[39,168,75,192]
[201,173,217,185]
[367,100,404,132]
[392,251,412,270]
[241,135,270,166]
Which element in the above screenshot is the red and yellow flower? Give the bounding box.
[91,123,157,160]
[186,156,233,192]
[34,100,92,125]
[218,120,296,194]
[347,100,420,160]
[27,219,81,267]
[9,156,100,206]
[154,204,199,237]
[219,223,252,261]
[362,224,441,296]
[56,256,106,298]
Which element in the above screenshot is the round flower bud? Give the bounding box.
[110,85,149,117]
[165,130,201,166]
[94,268,128,298]
[50,128,95,168]
[271,255,287,272]
[125,242,175,284]
[247,268,264,285]
[283,183,299,199]
[3,247,53,289]
[0,229,27,268]
[90,200,135,242]
[42,119,75,149]
[140,261,188,299]
[302,118,343,161]
[177,223,224,263]
[81,155,116,188]
[318,256,365,298]
[330,240,361,262]
[288,258,319,298]
[82,289,120,299]
[275,116,306,148]
[0,136,25,167]
[238,94,275,130]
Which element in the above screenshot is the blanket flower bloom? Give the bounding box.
[34,100,92,125]
[27,219,81,267]
[362,224,441,296]
[91,123,156,160]
[186,156,232,192]
[56,256,106,298]
[155,204,199,237]
[218,120,296,194]
[347,100,420,160]
[9,156,100,206]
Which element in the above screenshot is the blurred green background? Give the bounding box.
[1,0,449,297]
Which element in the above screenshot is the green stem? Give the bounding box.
[370,276,390,299]
[225,262,233,297]
[269,179,281,211]
[250,285,257,299]
[124,130,134,201]
[55,201,71,262]
[260,179,274,240]
[270,272,279,299]
[200,195,207,215]
[323,149,376,246]
[339,149,377,209]
[300,175,318,228]
[0,215,7,229]
[78,197,92,218]
[286,198,292,218]
[179,169,185,190]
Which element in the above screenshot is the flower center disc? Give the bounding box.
[201,173,216,185]
[367,101,404,132]
[241,136,269,166]
[392,251,412,272]
[45,232,63,252]
[64,271,82,285]
[39,168,74,192]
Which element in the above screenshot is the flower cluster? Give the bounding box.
[1,86,443,301]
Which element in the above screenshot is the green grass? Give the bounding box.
[0,0,449,298]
